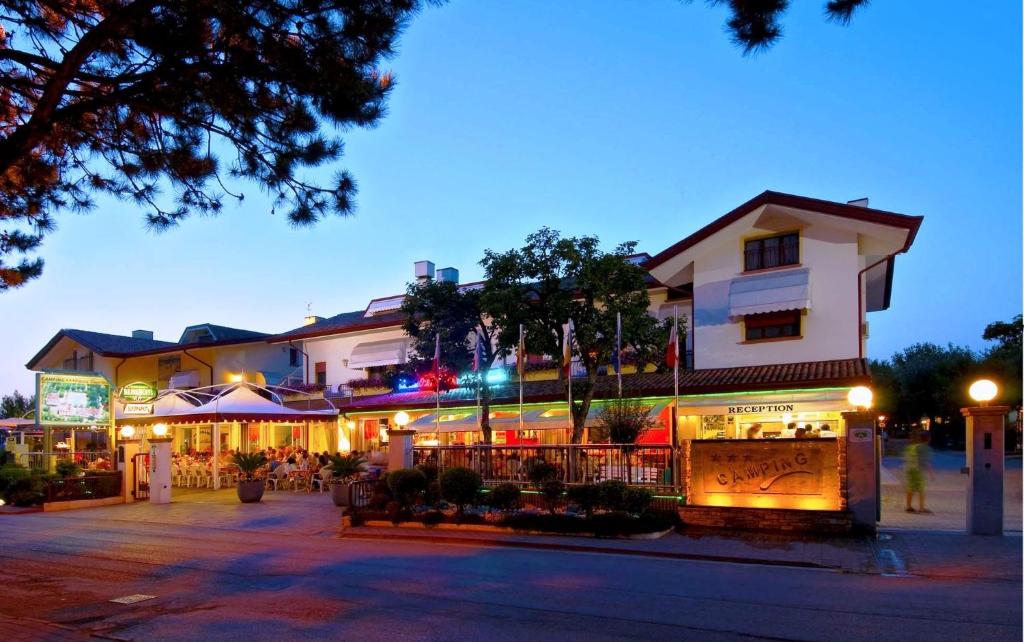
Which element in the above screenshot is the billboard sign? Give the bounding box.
[37,372,111,426]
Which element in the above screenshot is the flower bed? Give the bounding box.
[347,465,680,538]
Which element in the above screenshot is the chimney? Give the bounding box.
[436,267,459,284]
[303,315,324,326]
[847,197,869,207]
[414,260,435,284]
[131,329,154,340]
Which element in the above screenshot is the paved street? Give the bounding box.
[0,493,1020,641]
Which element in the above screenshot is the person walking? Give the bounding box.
[904,431,934,513]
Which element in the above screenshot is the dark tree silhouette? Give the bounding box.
[0,1,869,290]
[0,0,429,289]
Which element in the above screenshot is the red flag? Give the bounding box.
[562,320,574,378]
[666,320,678,369]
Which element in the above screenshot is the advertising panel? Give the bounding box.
[37,372,111,426]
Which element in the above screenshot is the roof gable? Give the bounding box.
[644,191,923,271]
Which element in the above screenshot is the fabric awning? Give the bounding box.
[118,384,337,424]
[348,338,408,369]
[729,267,810,317]
[409,402,668,433]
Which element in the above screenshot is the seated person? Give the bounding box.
[746,423,762,439]
[818,423,837,438]
[779,422,798,438]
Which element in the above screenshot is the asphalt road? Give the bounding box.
[0,513,1019,641]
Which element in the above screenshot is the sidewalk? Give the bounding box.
[343,523,1022,580]
[0,614,102,641]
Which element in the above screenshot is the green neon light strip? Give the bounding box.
[346,386,850,417]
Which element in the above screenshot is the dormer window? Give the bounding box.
[744,232,799,272]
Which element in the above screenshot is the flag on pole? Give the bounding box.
[433,333,441,374]
[562,319,574,378]
[614,311,622,398]
[665,317,678,369]
[612,312,622,375]
[516,325,526,377]
[473,329,484,373]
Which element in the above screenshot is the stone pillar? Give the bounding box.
[149,439,173,504]
[842,411,878,533]
[117,440,142,503]
[962,406,1008,535]
[387,429,416,470]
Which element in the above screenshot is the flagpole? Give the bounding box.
[518,324,524,468]
[616,311,622,398]
[672,305,680,460]
[434,334,441,447]
[566,320,573,444]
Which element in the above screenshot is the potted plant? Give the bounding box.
[328,453,367,507]
[231,451,268,503]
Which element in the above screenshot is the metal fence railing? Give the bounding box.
[16,450,113,471]
[413,444,679,492]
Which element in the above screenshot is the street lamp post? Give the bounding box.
[962,379,1007,535]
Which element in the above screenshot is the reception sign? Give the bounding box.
[688,439,840,511]
[37,372,111,425]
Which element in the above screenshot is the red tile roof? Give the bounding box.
[332,358,870,412]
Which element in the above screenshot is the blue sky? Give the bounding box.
[1,0,1020,395]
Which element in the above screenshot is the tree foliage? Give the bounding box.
[871,315,1023,447]
[481,228,668,443]
[400,277,504,442]
[0,390,34,418]
[0,0,428,289]
[0,1,871,290]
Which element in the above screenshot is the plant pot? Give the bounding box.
[236,479,265,503]
[331,482,351,507]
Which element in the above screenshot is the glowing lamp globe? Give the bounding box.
[393,411,410,428]
[152,423,169,437]
[345,420,356,431]
[968,379,997,404]
[847,386,873,409]
[119,425,136,439]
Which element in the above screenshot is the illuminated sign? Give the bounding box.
[727,403,795,415]
[119,381,158,403]
[123,403,154,416]
[688,439,840,511]
[37,373,111,426]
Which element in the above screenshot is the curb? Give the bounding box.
[340,529,834,570]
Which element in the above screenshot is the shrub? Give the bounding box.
[328,453,366,482]
[231,452,268,481]
[368,478,393,510]
[540,479,565,514]
[55,460,81,478]
[488,483,522,511]
[622,487,653,516]
[416,463,439,484]
[0,464,29,492]
[597,480,628,511]
[9,489,43,507]
[440,467,483,516]
[596,398,656,444]
[386,468,428,507]
[526,460,558,487]
[500,509,680,537]
[422,510,445,526]
[566,484,602,517]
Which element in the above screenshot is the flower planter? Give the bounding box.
[331,482,352,507]
[236,479,265,503]
[351,386,391,397]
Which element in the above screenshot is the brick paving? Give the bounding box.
[0,614,99,641]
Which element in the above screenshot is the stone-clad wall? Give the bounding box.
[678,505,852,534]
